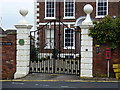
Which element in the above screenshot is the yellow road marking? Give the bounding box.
[0,80,120,82]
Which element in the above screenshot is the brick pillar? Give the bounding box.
[80,4,94,77]
[14,9,33,79]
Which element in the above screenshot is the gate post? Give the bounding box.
[14,9,33,79]
[80,4,94,77]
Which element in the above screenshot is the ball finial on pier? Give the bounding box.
[19,9,28,17]
[18,8,28,24]
[82,4,93,25]
[84,4,93,15]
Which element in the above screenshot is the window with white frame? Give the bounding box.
[45,0,55,19]
[45,28,54,49]
[64,0,75,19]
[64,28,75,49]
[96,0,108,18]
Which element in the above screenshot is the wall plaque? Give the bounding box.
[19,39,25,45]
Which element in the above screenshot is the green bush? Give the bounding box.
[89,16,120,49]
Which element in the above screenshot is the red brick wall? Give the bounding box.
[108,2,119,16]
[0,31,16,79]
[93,42,120,77]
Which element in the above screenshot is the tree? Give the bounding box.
[89,16,120,49]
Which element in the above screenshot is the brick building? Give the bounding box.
[34,0,120,53]
[35,0,120,28]
[33,0,120,77]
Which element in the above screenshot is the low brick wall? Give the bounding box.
[0,30,16,79]
[93,42,120,77]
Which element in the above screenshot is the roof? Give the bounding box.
[0,27,16,36]
[0,27,6,35]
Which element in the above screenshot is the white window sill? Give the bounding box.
[95,16,105,18]
[44,47,54,49]
[44,17,56,20]
[63,17,75,20]
[64,47,75,49]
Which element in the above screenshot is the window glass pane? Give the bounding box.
[65,39,70,42]
[98,7,103,10]
[104,2,107,6]
[65,29,70,33]
[98,2,103,6]
[70,29,73,33]
[104,7,107,10]
[65,43,70,46]
[71,34,73,37]
[71,39,73,42]
[103,11,107,15]
[71,43,73,46]
[65,34,70,37]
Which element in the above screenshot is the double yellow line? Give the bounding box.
[0,79,120,82]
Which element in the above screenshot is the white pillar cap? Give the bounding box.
[18,8,29,24]
[82,4,93,25]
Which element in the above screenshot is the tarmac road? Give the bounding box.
[1,73,120,90]
[2,81,120,88]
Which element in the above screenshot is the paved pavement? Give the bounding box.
[16,73,80,80]
[12,73,119,82]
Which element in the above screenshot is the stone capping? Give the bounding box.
[15,25,33,29]
[0,29,16,37]
[80,25,94,29]
[7,31,16,35]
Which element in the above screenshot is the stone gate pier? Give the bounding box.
[80,4,94,77]
[14,9,33,79]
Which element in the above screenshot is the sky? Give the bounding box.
[0,0,34,30]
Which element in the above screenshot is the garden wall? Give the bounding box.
[0,29,16,79]
[93,42,120,77]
